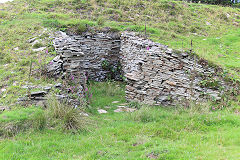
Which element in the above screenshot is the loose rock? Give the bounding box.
[98,109,108,114]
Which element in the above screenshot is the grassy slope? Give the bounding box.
[0,0,240,159]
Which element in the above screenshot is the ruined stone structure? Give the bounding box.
[49,31,121,82]
[48,31,235,106]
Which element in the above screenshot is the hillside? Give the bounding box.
[0,0,240,159]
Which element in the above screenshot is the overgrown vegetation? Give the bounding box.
[0,94,91,137]
[45,94,91,131]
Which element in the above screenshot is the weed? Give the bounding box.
[97,16,105,26]
[199,78,220,89]
[46,94,90,132]
[77,23,87,34]
[89,81,126,108]
[32,42,44,49]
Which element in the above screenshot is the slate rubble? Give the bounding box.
[17,84,68,106]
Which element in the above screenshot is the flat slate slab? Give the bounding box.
[30,91,48,97]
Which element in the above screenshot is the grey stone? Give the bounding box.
[50,31,121,82]
[181,52,189,57]
[30,91,47,97]
[119,32,235,105]
[114,107,136,113]
[98,109,108,114]
[0,106,8,112]
[44,86,52,91]
[32,47,46,52]
[112,101,119,104]
[28,37,37,43]
[32,40,40,46]
[54,83,62,88]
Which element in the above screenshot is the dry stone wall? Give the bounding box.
[120,32,233,106]
[48,31,236,106]
[49,31,121,82]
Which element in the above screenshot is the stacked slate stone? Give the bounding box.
[50,31,121,83]
[48,31,237,106]
[47,55,63,77]
[120,32,234,106]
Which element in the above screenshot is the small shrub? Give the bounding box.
[31,110,46,131]
[101,60,122,80]
[177,102,212,115]
[97,16,105,26]
[32,42,44,49]
[77,23,87,34]
[109,27,120,32]
[47,42,55,53]
[190,26,197,33]
[0,95,92,137]
[101,60,110,69]
[199,78,220,89]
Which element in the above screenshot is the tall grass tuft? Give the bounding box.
[97,16,105,26]
[46,94,91,132]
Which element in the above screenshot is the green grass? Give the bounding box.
[1,104,240,159]
[164,29,240,79]
[89,81,126,108]
[1,82,240,159]
[0,107,43,123]
[0,107,46,137]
